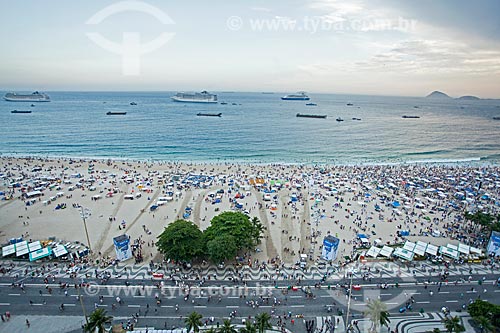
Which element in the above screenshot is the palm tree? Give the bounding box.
[239,320,257,333]
[364,299,391,333]
[205,329,217,333]
[219,319,237,333]
[83,308,113,333]
[474,316,494,333]
[255,312,272,333]
[185,311,203,333]
[442,316,465,333]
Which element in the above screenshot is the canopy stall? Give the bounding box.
[15,241,29,257]
[379,246,394,258]
[53,244,68,258]
[426,244,439,256]
[366,246,381,258]
[403,241,416,252]
[394,248,414,261]
[2,244,16,257]
[28,241,42,252]
[414,241,428,256]
[439,246,459,259]
[29,247,52,261]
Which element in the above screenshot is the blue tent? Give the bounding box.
[392,201,400,208]
[358,234,368,239]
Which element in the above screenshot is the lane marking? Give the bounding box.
[291,305,305,308]
[8,293,21,296]
[0,303,10,306]
[226,306,239,308]
[416,301,430,304]
[128,305,141,308]
[63,304,76,307]
[446,300,458,303]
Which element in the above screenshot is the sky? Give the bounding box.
[0,0,499,97]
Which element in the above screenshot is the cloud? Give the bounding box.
[356,39,500,75]
[250,6,272,13]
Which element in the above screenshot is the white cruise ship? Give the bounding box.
[4,91,51,102]
[171,91,217,103]
[281,92,310,101]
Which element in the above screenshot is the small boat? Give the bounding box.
[296,113,326,119]
[336,117,344,122]
[493,117,500,120]
[30,104,35,107]
[220,102,228,105]
[231,103,237,105]
[413,106,420,108]
[305,103,317,106]
[346,103,353,106]
[11,110,32,114]
[402,115,420,119]
[106,112,127,115]
[352,117,361,121]
[197,112,222,117]
[130,102,137,105]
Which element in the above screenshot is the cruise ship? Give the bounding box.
[4,91,51,102]
[171,91,218,103]
[281,92,310,101]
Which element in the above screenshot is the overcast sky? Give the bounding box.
[1,0,499,97]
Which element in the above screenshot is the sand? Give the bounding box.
[1,157,499,267]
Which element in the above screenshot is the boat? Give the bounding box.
[171,91,217,103]
[11,110,32,114]
[296,113,326,119]
[220,102,228,105]
[493,117,500,120]
[352,117,361,121]
[346,103,353,106]
[106,112,127,115]
[336,117,344,122]
[402,115,420,119]
[4,91,50,102]
[197,113,222,117]
[282,92,310,100]
[30,104,35,107]
[305,103,317,106]
[130,102,137,105]
[231,103,237,105]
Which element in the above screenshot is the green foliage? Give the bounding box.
[255,312,272,333]
[465,212,500,231]
[83,308,113,333]
[185,311,203,333]
[468,299,500,332]
[239,321,257,333]
[219,319,238,333]
[204,212,262,250]
[365,299,391,332]
[207,234,238,263]
[156,220,204,262]
[442,316,465,333]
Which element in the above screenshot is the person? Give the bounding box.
[26,319,30,328]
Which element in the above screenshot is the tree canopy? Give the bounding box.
[467,300,500,331]
[156,219,204,262]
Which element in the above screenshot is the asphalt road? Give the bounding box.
[1,272,499,332]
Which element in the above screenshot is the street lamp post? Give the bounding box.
[80,207,92,256]
[345,260,357,332]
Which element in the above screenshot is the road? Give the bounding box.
[0,269,499,332]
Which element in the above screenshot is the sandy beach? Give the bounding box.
[1,157,499,267]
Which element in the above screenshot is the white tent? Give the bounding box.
[53,244,69,257]
[458,243,470,255]
[414,241,428,256]
[28,241,42,252]
[366,246,381,258]
[15,241,29,257]
[394,248,414,261]
[2,244,16,257]
[439,246,459,259]
[379,246,394,258]
[426,244,439,256]
[403,241,416,252]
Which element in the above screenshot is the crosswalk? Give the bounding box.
[315,315,345,333]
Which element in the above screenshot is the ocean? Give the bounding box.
[1,91,499,164]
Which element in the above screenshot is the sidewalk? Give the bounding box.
[0,315,85,333]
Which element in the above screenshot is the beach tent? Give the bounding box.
[28,241,42,252]
[426,244,439,256]
[53,244,68,258]
[2,244,16,257]
[394,248,414,261]
[366,246,381,258]
[414,241,428,256]
[15,241,29,257]
[379,246,394,258]
[29,247,52,261]
[457,243,470,255]
[439,246,459,259]
[403,241,416,252]
[392,201,401,208]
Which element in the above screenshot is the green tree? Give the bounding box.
[207,234,238,263]
[255,312,272,333]
[432,329,441,333]
[474,316,494,333]
[204,212,262,253]
[219,319,238,333]
[251,217,265,246]
[239,320,257,333]
[156,220,203,262]
[442,316,465,333]
[83,308,113,333]
[364,299,391,333]
[185,311,203,333]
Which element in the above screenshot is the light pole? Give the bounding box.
[80,207,92,256]
[345,260,357,332]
